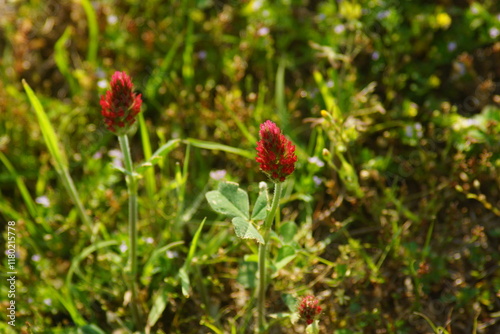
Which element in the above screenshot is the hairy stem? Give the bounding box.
[257,181,283,333]
[118,134,142,330]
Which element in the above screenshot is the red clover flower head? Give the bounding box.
[100,71,142,134]
[256,120,297,183]
[298,295,322,325]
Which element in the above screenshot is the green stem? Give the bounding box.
[118,134,142,330]
[311,320,319,334]
[257,181,283,333]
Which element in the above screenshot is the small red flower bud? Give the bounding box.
[298,295,322,325]
[100,71,142,134]
[256,120,297,182]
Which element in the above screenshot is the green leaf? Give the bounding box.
[232,217,264,244]
[282,293,297,312]
[206,182,249,219]
[336,264,348,279]
[274,245,296,271]
[179,267,190,298]
[147,286,169,328]
[251,181,269,221]
[109,163,127,175]
[279,221,298,244]
[135,161,153,174]
[237,260,258,289]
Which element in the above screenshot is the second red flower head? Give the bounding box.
[100,71,142,134]
[256,120,297,183]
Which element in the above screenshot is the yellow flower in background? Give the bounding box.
[436,12,452,29]
[339,1,362,20]
[428,75,441,88]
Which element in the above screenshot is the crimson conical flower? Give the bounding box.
[256,120,297,183]
[100,71,142,134]
[298,295,322,325]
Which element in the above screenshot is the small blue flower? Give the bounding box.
[489,27,499,39]
[257,27,270,36]
[210,170,227,181]
[35,196,51,208]
[308,157,325,168]
[109,149,124,169]
[377,10,390,20]
[334,24,345,34]
[313,176,322,186]
[119,242,128,253]
[166,250,178,259]
[197,50,207,60]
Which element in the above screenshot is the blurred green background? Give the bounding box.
[0,0,499,333]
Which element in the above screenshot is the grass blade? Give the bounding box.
[179,218,207,297]
[139,113,156,199]
[0,151,38,219]
[54,26,77,94]
[23,80,93,231]
[79,0,98,66]
[49,286,86,327]
[186,217,207,264]
[275,58,288,132]
[148,138,181,164]
[184,138,255,159]
[23,80,68,170]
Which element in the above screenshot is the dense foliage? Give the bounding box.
[0,0,499,333]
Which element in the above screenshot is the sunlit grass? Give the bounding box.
[1,1,499,333]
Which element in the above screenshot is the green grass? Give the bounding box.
[1,1,499,333]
